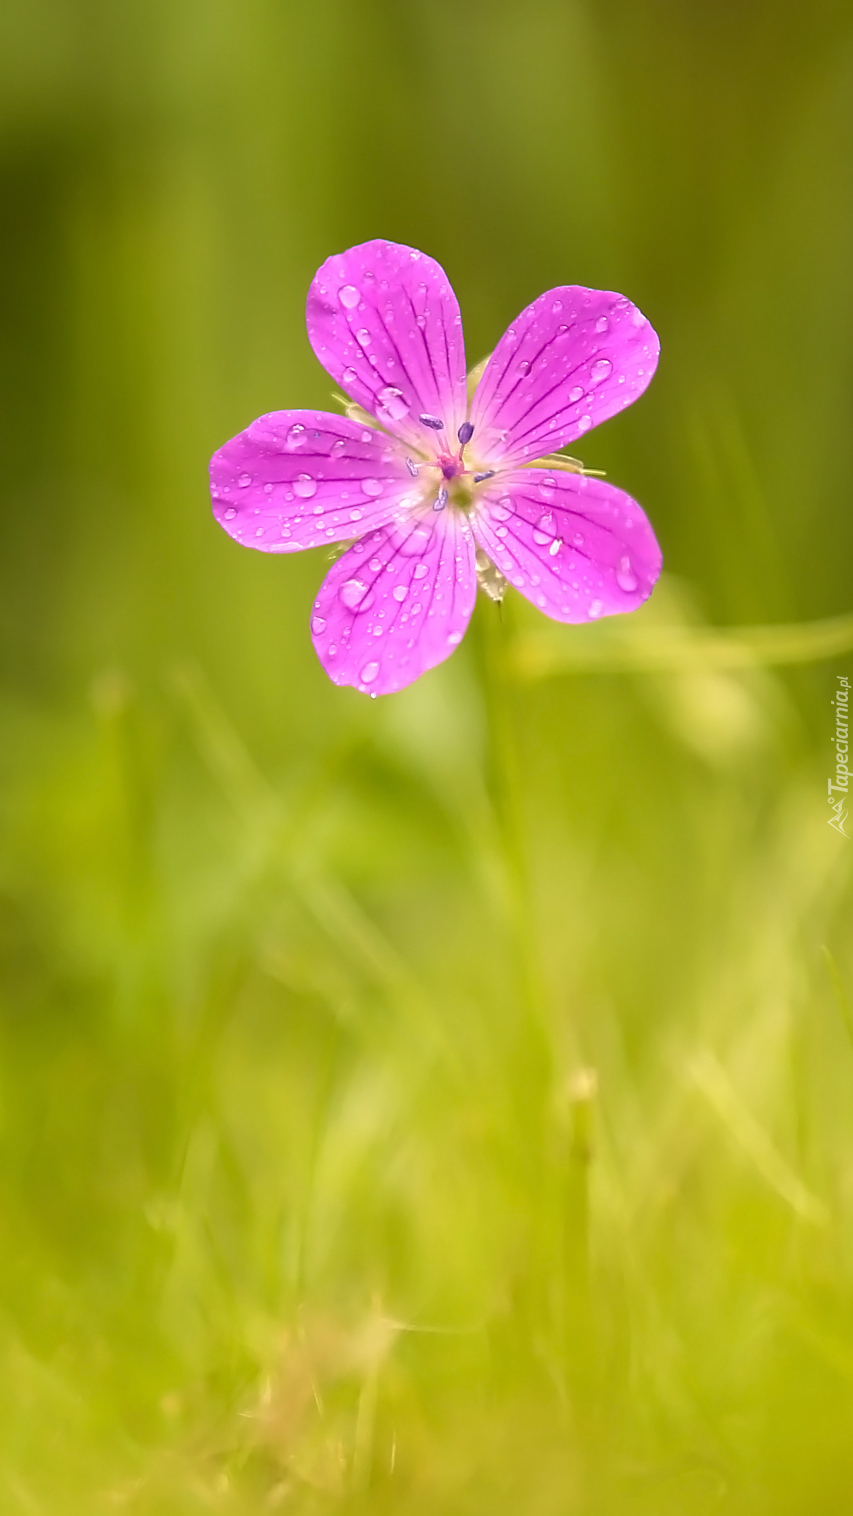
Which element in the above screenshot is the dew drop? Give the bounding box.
[590,358,612,385]
[413,562,429,580]
[577,415,592,433]
[339,284,360,309]
[263,482,273,493]
[311,615,327,633]
[362,478,383,498]
[223,507,237,520]
[588,598,604,618]
[447,630,463,646]
[569,386,584,403]
[392,584,408,602]
[349,509,363,521]
[369,557,382,571]
[492,502,512,521]
[293,474,317,499]
[616,555,638,592]
[376,386,410,421]
[238,473,252,488]
[340,578,371,610]
[533,512,554,545]
[551,299,563,313]
[595,315,609,333]
[343,366,358,385]
[517,360,531,375]
[287,424,305,448]
[356,329,371,347]
[361,661,380,684]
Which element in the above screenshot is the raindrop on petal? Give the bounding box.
[533,513,554,545]
[312,615,327,633]
[588,598,604,618]
[223,507,237,520]
[340,578,371,610]
[577,415,592,433]
[339,284,360,308]
[361,478,383,498]
[590,358,612,385]
[361,661,380,684]
[238,473,252,488]
[294,474,317,498]
[376,386,410,421]
[616,555,638,592]
[569,386,584,403]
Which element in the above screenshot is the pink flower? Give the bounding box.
[209,240,661,696]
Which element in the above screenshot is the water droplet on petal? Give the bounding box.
[238,473,252,488]
[294,474,317,498]
[340,578,371,610]
[569,386,584,403]
[312,615,327,633]
[343,366,358,385]
[517,360,530,375]
[339,284,360,309]
[577,415,592,433]
[362,478,383,498]
[616,555,638,592]
[573,533,584,547]
[376,386,410,421]
[551,300,563,313]
[595,315,609,333]
[349,509,363,521]
[223,507,237,520]
[447,630,463,646]
[392,584,408,602]
[263,482,273,493]
[588,598,604,618]
[590,358,612,385]
[361,661,380,684]
[413,562,429,580]
[356,329,371,347]
[533,513,554,545]
[287,424,305,448]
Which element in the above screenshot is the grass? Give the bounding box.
[0,583,850,1514]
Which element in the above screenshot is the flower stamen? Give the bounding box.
[419,413,444,429]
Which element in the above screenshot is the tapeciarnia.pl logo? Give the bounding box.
[828,675,850,836]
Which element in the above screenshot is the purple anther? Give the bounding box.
[473,471,495,483]
[433,487,448,511]
[419,413,444,429]
[405,457,419,477]
[457,421,474,446]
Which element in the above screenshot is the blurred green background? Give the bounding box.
[2,1,853,1511]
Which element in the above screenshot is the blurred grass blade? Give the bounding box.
[689,1050,828,1225]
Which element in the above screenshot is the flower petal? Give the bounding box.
[310,508,477,695]
[306,240,468,454]
[469,287,659,467]
[472,469,662,623]
[210,410,414,552]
